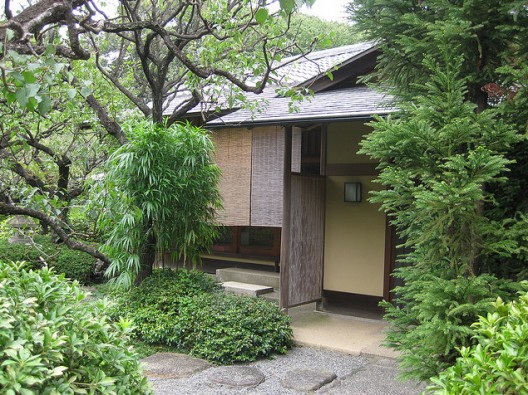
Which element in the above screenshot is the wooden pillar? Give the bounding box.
[383,217,395,301]
[280,127,292,310]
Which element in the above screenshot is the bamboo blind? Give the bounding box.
[250,126,284,227]
[212,128,252,226]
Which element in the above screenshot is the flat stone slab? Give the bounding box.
[207,366,265,387]
[281,368,337,391]
[221,281,273,296]
[141,353,211,379]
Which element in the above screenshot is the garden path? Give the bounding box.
[143,347,427,395]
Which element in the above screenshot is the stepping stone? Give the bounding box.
[281,368,337,391]
[221,281,273,296]
[208,366,265,387]
[141,352,211,379]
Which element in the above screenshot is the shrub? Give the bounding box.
[0,237,48,270]
[110,269,220,344]
[0,236,96,283]
[382,270,520,380]
[427,285,528,394]
[175,293,293,364]
[112,268,293,364]
[50,246,97,284]
[0,261,151,394]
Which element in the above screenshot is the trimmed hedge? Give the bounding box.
[112,268,293,364]
[175,292,293,364]
[109,269,220,345]
[0,260,151,394]
[0,236,96,284]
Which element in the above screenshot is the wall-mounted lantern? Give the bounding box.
[344,182,362,202]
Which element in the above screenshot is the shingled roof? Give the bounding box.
[273,42,377,87]
[206,86,395,127]
[162,42,379,118]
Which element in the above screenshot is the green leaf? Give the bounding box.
[15,87,28,108]
[37,96,52,114]
[280,0,295,13]
[22,71,37,83]
[67,89,77,100]
[44,45,57,56]
[255,8,269,24]
[25,83,40,98]
[80,87,92,98]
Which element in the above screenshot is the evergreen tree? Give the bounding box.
[350,0,528,380]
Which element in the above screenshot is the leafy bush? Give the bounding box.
[427,286,528,394]
[112,268,292,364]
[110,269,220,344]
[49,246,98,284]
[175,293,293,364]
[0,260,151,394]
[383,269,520,380]
[0,236,96,283]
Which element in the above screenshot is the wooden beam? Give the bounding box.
[280,127,292,310]
[325,163,379,176]
[383,217,396,302]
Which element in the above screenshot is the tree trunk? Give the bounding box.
[135,230,155,285]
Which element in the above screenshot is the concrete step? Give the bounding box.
[216,268,280,289]
[222,281,274,297]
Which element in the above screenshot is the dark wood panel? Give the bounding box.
[383,219,395,302]
[325,163,379,176]
[280,128,292,309]
[286,174,326,307]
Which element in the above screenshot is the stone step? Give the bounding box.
[221,281,274,297]
[216,268,280,289]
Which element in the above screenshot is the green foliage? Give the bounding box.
[112,268,292,364]
[382,269,520,380]
[0,235,96,284]
[175,293,293,364]
[0,45,69,114]
[427,285,528,394]
[0,260,151,394]
[99,120,221,287]
[109,269,219,344]
[356,32,524,379]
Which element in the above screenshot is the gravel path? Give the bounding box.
[148,346,426,395]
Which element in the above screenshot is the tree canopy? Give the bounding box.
[0,0,331,284]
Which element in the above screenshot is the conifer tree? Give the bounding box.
[350,0,528,380]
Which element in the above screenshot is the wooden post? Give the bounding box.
[383,217,395,301]
[280,127,292,310]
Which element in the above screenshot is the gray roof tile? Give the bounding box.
[206,86,395,127]
[163,42,377,117]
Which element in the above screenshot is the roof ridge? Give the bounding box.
[278,41,376,65]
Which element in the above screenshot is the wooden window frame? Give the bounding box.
[211,226,281,258]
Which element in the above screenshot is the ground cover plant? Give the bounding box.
[0,260,151,394]
[427,285,528,394]
[111,268,293,364]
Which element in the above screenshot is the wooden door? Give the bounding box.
[280,174,325,308]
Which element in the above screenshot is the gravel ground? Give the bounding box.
[149,346,426,395]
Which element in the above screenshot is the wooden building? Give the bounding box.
[167,43,397,313]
